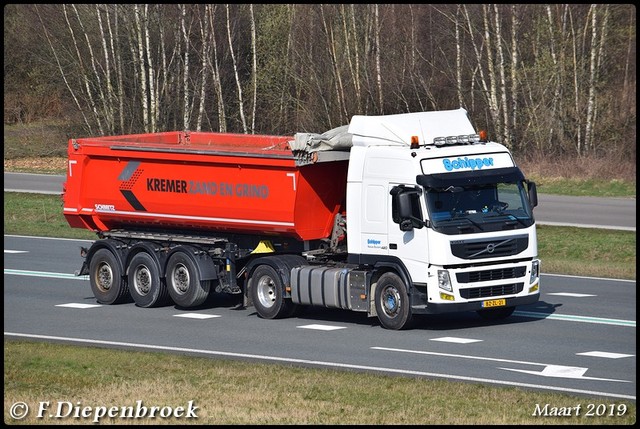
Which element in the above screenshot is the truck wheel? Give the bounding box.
[374,272,413,330]
[89,248,130,304]
[127,252,169,308]
[476,306,515,321]
[165,251,210,308]
[250,264,295,319]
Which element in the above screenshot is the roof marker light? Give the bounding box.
[410,135,420,149]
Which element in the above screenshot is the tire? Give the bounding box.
[374,272,413,330]
[476,306,515,321]
[89,248,130,304]
[165,250,210,308]
[127,251,169,308]
[250,264,296,319]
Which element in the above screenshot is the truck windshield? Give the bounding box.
[423,180,534,235]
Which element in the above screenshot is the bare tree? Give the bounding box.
[35,5,93,133]
[493,5,510,148]
[226,4,248,133]
[374,4,383,113]
[509,5,519,151]
[180,4,192,131]
[250,4,257,133]
[133,5,149,132]
[195,5,210,131]
[206,4,227,132]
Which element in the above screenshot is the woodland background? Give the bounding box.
[3,4,636,163]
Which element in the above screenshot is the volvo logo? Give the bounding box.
[486,243,496,253]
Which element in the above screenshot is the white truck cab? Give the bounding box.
[344,108,540,323]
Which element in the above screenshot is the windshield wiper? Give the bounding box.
[438,216,484,231]
[484,213,528,227]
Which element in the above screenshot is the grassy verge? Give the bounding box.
[3,192,95,240]
[4,339,636,425]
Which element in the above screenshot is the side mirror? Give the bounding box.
[391,186,424,231]
[527,180,538,208]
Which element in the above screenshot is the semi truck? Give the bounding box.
[63,108,540,330]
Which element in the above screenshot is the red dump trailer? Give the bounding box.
[63,130,349,311]
[63,131,348,242]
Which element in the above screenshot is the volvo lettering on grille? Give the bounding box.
[470,238,513,258]
[450,234,529,260]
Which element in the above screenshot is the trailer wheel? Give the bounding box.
[89,248,130,304]
[127,252,169,308]
[250,264,295,319]
[476,306,515,321]
[374,272,413,330]
[165,251,210,308]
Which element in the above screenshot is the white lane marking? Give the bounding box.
[297,324,346,331]
[430,337,482,344]
[500,365,629,382]
[173,313,221,320]
[5,332,635,401]
[372,346,631,383]
[55,303,102,309]
[547,292,596,297]
[4,269,88,280]
[5,250,28,253]
[513,310,635,327]
[576,351,635,359]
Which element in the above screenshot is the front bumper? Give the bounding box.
[411,291,539,315]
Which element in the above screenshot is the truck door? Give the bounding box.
[360,183,390,256]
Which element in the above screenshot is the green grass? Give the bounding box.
[3,192,95,240]
[527,176,636,198]
[537,225,636,280]
[4,339,636,425]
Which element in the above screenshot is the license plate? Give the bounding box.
[482,298,506,308]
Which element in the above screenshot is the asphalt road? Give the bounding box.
[3,172,636,231]
[4,235,637,402]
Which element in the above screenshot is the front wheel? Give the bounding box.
[374,272,413,330]
[250,264,296,319]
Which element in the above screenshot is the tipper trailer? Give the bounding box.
[63,108,540,330]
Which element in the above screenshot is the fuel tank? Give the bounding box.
[63,131,348,241]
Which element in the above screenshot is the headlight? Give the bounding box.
[530,260,540,284]
[438,270,452,292]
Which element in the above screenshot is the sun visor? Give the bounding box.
[417,167,525,189]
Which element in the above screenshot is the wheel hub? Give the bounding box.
[134,266,151,295]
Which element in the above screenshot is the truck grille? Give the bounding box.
[460,283,524,299]
[456,266,526,283]
[451,235,528,260]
